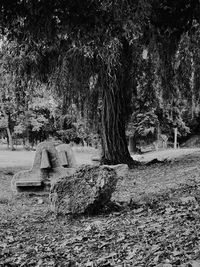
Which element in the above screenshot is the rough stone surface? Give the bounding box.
[49,164,128,215]
[11,141,74,194]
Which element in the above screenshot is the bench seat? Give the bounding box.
[16,180,42,187]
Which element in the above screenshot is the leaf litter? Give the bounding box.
[1,154,200,266]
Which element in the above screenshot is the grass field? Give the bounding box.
[0,145,97,168]
[1,148,200,266]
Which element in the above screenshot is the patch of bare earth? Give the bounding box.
[113,150,200,203]
[1,150,200,266]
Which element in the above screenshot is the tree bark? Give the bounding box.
[174,127,178,149]
[157,123,161,141]
[190,55,195,119]
[100,86,137,167]
[100,38,138,167]
[158,40,177,102]
[129,136,137,154]
[6,125,14,151]
[24,107,31,149]
[25,126,31,148]
[0,98,14,150]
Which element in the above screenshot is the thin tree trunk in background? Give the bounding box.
[6,125,14,150]
[6,135,9,149]
[24,83,33,149]
[62,94,68,115]
[24,110,31,149]
[25,127,31,148]
[129,136,137,154]
[0,96,14,150]
[190,54,195,119]
[157,123,161,141]
[7,113,14,150]
[156,37,179,110]
[174,127,178,149]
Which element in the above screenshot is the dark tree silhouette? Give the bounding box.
[0,0,199,166]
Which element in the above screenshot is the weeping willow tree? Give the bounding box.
[51,36,137,165]
[0,0,148,166]
[0,0,200,166]
[150,0,200,110]
[142,0,200,143]
[175,26,200,121]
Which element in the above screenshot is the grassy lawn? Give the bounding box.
[1,148,200,266]
[0,145,97,168]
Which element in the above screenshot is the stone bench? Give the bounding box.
[11,141,76,194]
[56,143,77,168]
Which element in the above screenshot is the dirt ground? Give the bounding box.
[1,148,200,266]
[114,149,200,203]
[131,147,200,162]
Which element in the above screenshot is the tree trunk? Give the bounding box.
[24,109,31,149]
[129,136,137,154]
[157,123,161,141]
[6,126,14,151]
[6,135,9,149]
[100,38,138,167]
[25,127,31,148]
[100,86,136,167]
[190,54,195,119]
[174,127,178,149]
[0,99,14,150]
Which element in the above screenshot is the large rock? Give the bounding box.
[50,164,128,215]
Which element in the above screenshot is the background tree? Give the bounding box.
[0,0,200,164]
[0,39,18,150]
[0,38,60,149]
